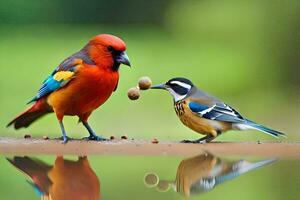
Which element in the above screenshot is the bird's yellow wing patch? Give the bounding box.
[53,71,75,81]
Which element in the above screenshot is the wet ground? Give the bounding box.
[0,138,299,200]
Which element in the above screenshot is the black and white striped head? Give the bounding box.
[151,77,194,101]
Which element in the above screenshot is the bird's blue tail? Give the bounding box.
[245,120,286,138]
[215,158,276,185]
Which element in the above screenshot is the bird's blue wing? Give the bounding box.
[28,49,95,103]
[189,102,210,112]
[28,72,74,103]
[30,75,62,102]
[26,180,44,197]
[188,101,245,123]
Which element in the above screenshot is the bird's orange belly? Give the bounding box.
[47,67,118,117]
[175,101,231,137]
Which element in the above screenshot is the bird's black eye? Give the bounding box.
[107,46,114,52]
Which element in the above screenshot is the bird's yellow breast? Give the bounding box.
[174,100,231,137]
[176,153,217,197]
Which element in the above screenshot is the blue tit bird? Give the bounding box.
[151,77,286,143]
[175,153,276,198]
[143,152,276,198]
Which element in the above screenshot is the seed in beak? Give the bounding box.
[138,76,152,90]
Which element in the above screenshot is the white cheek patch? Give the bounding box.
[170,81,192,90]
[166,88,187,101]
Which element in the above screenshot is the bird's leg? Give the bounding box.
[181,134,216,144]
[54,112,72,143]
[82,121,107,141]
[59,121,70,144]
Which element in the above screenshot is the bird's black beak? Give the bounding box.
[115,51,131,67]
[151,83,166,90]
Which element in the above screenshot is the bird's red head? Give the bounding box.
[87,34,131,71]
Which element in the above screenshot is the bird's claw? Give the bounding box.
[62,137,68,144]
[56,136,72,144]
[83,135,107,141]
[180,139,193,143]
[180,139,207,144]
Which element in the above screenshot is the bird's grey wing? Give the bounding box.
[188,87,221,105]
[188,100,245,123]
[53,47,95,73]
[215,159,276,185]
[187,87,245,123]
[190,159,276,194]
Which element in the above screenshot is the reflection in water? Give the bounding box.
[144,152,276,198]
[7,156,100,200]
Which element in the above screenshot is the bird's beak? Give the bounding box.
[151,83,166,90]
[115,51,131,67]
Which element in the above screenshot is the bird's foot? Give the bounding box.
[180,139,207,144]
[83,134,107,141]
[181,139,192,143]
[62,136,68,144]
[55,136,73,144]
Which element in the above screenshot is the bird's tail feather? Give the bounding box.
[215,158,276,185]
[7,98,52,129]
[245,120,286,138]
[7,156,52,195]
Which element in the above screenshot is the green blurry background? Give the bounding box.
[1,0,300,141]
[1,1,300,200]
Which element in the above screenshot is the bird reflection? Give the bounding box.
[144,152,276,198]
[7,156,100,200]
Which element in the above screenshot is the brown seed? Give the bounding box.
[121,134,128,139]
[127,87,140,100]
[144,173,159,187]
[24,134,31,139]
[151,138,159,144]
[157,180,171,192]
[43,136,49,140]
[138,76,152,90]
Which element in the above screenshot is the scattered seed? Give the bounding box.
[152,138,159,144]
[110,135,115,140]
[43,136,49,140]
[24,134,31,139]
[121,134,128,140]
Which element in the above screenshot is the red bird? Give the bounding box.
[7,34,131,143]
[8,156,100,200]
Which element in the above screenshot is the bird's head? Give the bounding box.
[151,77,194,102]
[87,34,131,71]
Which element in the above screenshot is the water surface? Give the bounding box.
[0,153,299,200]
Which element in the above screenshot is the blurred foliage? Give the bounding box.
[165,0,300,88]
[0,0,171,25]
